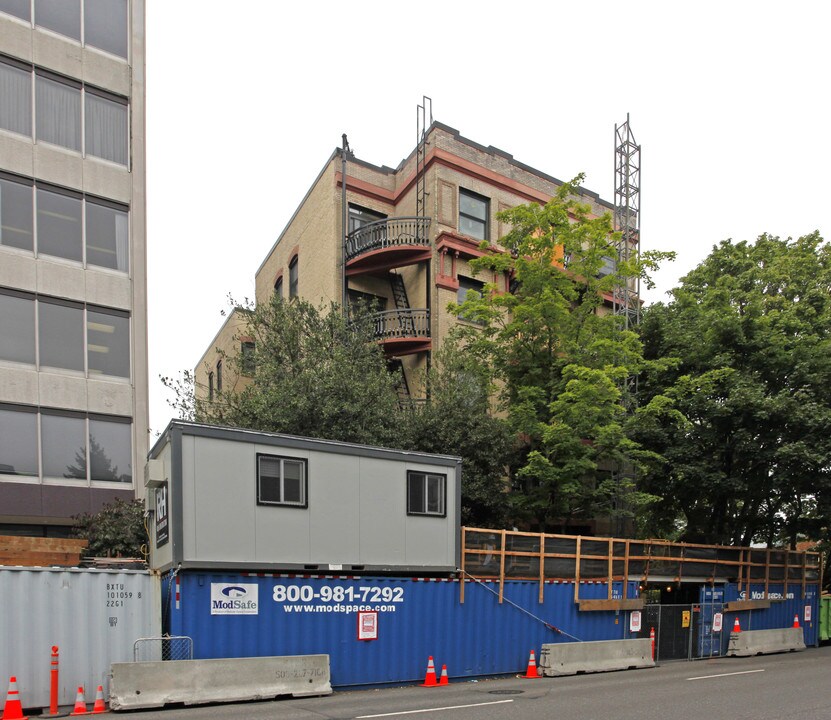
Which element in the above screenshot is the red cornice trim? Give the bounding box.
[435,231,503,260]
[335,172,396,205]
[436,275,460,291]
[337,147,603,218]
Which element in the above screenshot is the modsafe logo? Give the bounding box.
[210,583,259,615]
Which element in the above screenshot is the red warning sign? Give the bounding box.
[358,610,378,641]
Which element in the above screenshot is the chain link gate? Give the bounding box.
[634,593,726,661]
[133,635,193,662]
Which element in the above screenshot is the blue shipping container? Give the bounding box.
[167,572,640,686]
[722,582,820,648]
[166,573,820,686]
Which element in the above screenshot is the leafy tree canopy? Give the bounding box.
[452,177,674,533]
[635,233,831,547]
[73,498,147,558]
[163,296,513,527]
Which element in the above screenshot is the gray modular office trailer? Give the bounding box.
[146,421,462,574]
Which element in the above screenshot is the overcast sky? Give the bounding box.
[145,1,831,436]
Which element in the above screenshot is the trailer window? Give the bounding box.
[257,454,307,507]
[407,471,446,517]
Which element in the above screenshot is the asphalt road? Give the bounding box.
[122,646,831,720]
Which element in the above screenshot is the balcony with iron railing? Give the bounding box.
[371,308,431,356]
[345,217,432,275]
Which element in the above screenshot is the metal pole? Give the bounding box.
[341,134,349,314]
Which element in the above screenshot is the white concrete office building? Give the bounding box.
[0,0,147,536]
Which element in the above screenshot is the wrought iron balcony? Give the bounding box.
[345,217,431,274]
[371,308,431,356]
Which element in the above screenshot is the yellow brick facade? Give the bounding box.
[194,122,617,403]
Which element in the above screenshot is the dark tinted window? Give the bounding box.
[84,0,128,58]
[39,301,83,371]
[41,413,86,478]
[0,293,35,364]
[0,177,33,251]
[37,188,82,262]
[35,0,81,40]
[86,200,129,271]
[0,407,38,476]
[0,0,31,21]
[89,418,131,482]
[87,308,129,377]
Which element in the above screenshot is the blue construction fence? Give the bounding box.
[164,572,819,686]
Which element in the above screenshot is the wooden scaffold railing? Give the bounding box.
[459,526,822,609]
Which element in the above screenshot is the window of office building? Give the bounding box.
[0,175,34,251]
[39,300,84,372]
[88,416,131,482]
[407,471,446,516]
[17,182,128,270]
[257,455,307,507]
[29,0,127,59]
[85,90,127,165]
[0,405,132,483]
[288,256,298,298]
[274,276,283,300]
[459,189,489,241]
[0,59,32,137]
[83,0,128,59]
[0,406,38,477]
[0,291,35,364]
[208,372,214,401]
[0,61,128,164]
[35,0,81,41]
[216,360,222,392]
[36,186,82,262]
[36,72,82,152]
[41,412,86,479]
[87,307,129,378]
[86,199,129,271]
[0,0,31,21]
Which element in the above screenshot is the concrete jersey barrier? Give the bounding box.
[727,628,806,657]
[539,639,655,677]
[110,654,332,710]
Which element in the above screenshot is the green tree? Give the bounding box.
[402,343,512,527]
[166,296,403,447]
[452,176,673,533]
[163,297,514,527]
[636,233,831,547]
[73,498,147,558]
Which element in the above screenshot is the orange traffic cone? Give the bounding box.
[69,687,89,716]
[438,665,449,686]
[733,617,741,633]
[3,677,28,720]
[522,650,541,679]
[421,657,438,687]
[91,686,107,714]
[793,614,800,629]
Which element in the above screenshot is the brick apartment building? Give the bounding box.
[0,1,148,537]
[195,121,616,404]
